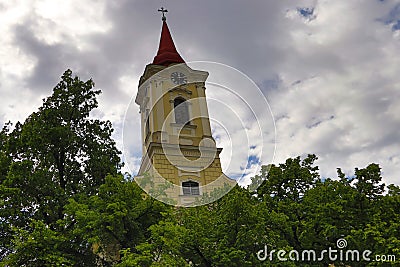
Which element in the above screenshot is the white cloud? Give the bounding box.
[269,0,400,185]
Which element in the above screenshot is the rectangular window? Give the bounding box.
[182,181,200,195]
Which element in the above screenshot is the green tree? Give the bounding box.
[351,164,385,229]
[120,185,289,267]
[254,154,320,251]
[255,154,319,203]
[121,160,397,267]
[0,69,122,265]
[298,164,397,266]
[0,123,13,259]
[1,220,74,266]
[299,177,356,265]
[65,174,168,266]
[344,166,398,266]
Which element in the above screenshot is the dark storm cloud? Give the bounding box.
[10,2,160,102]
[13,31,123,103]
[10,1,291,102]
[13,21,78,93]
[147,0,347,86]
[101,0,292,83]
[160,0,288,80]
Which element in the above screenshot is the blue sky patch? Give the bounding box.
[392,20,400,30]
[260,75,281,92]
[379,3,400,31]
[246,155,260,169]
[297,7,316,20]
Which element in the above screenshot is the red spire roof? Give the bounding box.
[152,20,185,66]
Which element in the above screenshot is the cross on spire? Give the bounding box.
[152,7,185,66]
[158,7,168,21]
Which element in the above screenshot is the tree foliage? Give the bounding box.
[115,155,398,267]
[0,69,123,265]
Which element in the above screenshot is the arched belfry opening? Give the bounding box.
[174,97,190,125]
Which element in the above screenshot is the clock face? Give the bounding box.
[170,72,187,85]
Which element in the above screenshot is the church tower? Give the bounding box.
[135,8,235,206]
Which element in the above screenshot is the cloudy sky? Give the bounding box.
[1,0,399,186]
